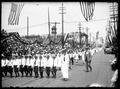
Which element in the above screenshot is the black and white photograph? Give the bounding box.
[1,2,118,87]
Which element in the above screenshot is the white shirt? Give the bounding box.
[26,58,30,66]
[43,56,47,68]
[56,55,62,67]
[22,58,25,66]
[34,58,40,66]
[13,59,17,66]
[5,59,9,66]
[16,59,21,67]
[52,57,58,67]
[82,51,85,61]
[8,60,13,66]
[48,56,53,67]
[39,56,44,67]
[1,59,5,67]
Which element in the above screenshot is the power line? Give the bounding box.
[64,18,109,23]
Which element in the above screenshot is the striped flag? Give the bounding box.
[8,3,24,25]
[80,2,95,21]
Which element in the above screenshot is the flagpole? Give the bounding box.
[27,16,29,37]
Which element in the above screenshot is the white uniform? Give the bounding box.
[13,59,17,66]
[82,51,85,63]
[53,56,58,67]
[8,60,13,67]
[57,54,62,68]
[34,58,40,67]
[40,55,44,67]
[61,54,69,79]
[17,59,21,68]
[1,59,5,67]
[31,58,35,68]
[5,59,9,66]
[48,55,53,68]
[26,58,30,66]
[43,56,47,68]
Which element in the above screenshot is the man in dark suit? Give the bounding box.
[85,47,92,72]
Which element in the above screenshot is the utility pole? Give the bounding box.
[78,22,81,48]
[27,16,29,37]
[59,2,66,49]
[48,8,51,41]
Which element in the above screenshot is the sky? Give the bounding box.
[2,2,111,40]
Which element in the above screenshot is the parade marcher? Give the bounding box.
[45,54,51,78]
[39,54,44,78]
[21,55,26,77]
[84,47,92,72]
[1,58,5,77]
[8,58,13,77]
[34,55,39,78]
[17,56,21,77]
[24,55,28,77]
[61,51,69,81]
[56,53,62,70]
[70,52,74,65]
[68,52,72,69]
[81,49,86,64]
[4,58,9,77]
[20,56,23,77]
[31,55,35,77]
[13,56,20,77]
[28,55,33,77]
[26,55,30,77]
[51,53,57,78]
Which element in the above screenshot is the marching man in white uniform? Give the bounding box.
[61,51,69,81]
[81,50,86,64]
[1,58,5,77]
[34,55,39,78]
[39,54,44,78]
[8,58,13,77]
[51,53,58,78]
[22,55,26,77]
[45,54,51,78]
[56,53,62,71]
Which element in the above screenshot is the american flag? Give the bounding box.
[80,2,95,21]
[8,3,24,25]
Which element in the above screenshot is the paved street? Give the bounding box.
[2,49,115,87]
